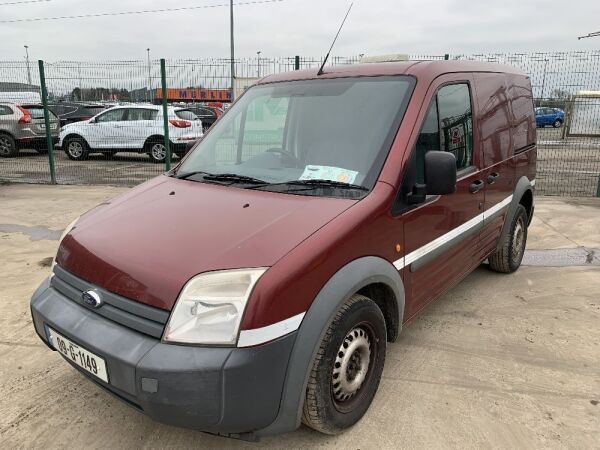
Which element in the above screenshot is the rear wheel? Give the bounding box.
[0,134,18,157]
[302,294,386,435]
[488,204,528,273]
[145,140,168,163]
[64,136,89,161]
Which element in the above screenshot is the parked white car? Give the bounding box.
[58,105,204,162]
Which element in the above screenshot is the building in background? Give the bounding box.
[0,82,41,103]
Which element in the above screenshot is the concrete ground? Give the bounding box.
[1,184,599,449]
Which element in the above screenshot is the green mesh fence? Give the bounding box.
[0,52,599,196]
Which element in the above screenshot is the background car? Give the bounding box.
[48,102,107,127]
[58,105,203,162]
[0,102,60,157]
[535,107,564,128]
[177,105,222,131]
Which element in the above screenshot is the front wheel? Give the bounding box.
[64,137,89,161]
[302,294,386,435]
[553,119,562,128]
[488,204,528,273]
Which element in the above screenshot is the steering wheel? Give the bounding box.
[265,148,301,167]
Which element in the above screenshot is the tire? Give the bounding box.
[0,133,18,157]
[145,140,168,163]
[64,136,89,161]
[488,204,528,273]
[553,119,562,128]
[302,294,387,435]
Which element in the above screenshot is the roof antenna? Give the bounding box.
[317,2,354,76]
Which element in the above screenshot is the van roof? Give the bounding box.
[257,60,528,85]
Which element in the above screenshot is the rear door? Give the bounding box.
[122,108,158,149]
[401,75,485,318]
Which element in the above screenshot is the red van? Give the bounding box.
[31,61,536,440]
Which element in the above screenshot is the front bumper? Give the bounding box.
[30,277,296,436]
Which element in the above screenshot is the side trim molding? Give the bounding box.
[238,313,306,348]
[393,194,513,271]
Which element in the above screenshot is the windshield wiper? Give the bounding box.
[171,170,212,180]
[202,173,269,185]
[266,179,369,192]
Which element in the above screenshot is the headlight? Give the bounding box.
[51,216,79,277]
[163,268,267,345]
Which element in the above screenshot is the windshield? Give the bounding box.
[177,76,414,197]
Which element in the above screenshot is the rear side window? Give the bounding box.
[198,108,216,118]
[413,83,473,182]
[175,110,199,121]
[126,108,158,121]
[0,105,12,115]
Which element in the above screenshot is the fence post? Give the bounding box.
[160,59,172,171]
[294,56,300,70]
[596,176,600,198]
[444,54,449,60]
[38,60,56,184]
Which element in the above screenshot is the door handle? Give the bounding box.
[469,179,484,193]
[487,172,500,184]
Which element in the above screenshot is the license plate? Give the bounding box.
[47,327,109,383]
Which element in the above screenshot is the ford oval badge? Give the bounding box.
[82,290,102,308]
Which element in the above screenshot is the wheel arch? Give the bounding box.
[496,176,535,251]
[62,133,89,147]
[256,256,405,436]
[143,134,167,149]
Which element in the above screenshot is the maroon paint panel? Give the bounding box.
[54,61,536,334]
[57,176,356,310]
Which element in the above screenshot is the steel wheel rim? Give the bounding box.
[0,136,11,155]
[332,326,371,403]
[151,143,166,160]
[512,217,525,263]
[68,141,83,158]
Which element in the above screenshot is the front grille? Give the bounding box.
[51,265,169,339]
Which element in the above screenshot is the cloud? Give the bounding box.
[0,0,598,61]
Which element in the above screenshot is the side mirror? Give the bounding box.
[425,151,457,195]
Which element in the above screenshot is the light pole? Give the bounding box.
[24,45,32,85]
[147,48,152,102]
[257,51,261,78]
[230,0,235,102]
[540,58,549,100]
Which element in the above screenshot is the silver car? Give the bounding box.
[0,103,60,157]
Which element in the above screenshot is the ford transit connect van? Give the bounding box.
[31,61,536,439]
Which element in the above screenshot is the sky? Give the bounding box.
[0,0,599,62]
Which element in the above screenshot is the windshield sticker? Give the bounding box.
[299,165,359,184]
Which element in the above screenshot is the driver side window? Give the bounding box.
[240,96,289,159]
[414,83,473,183]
